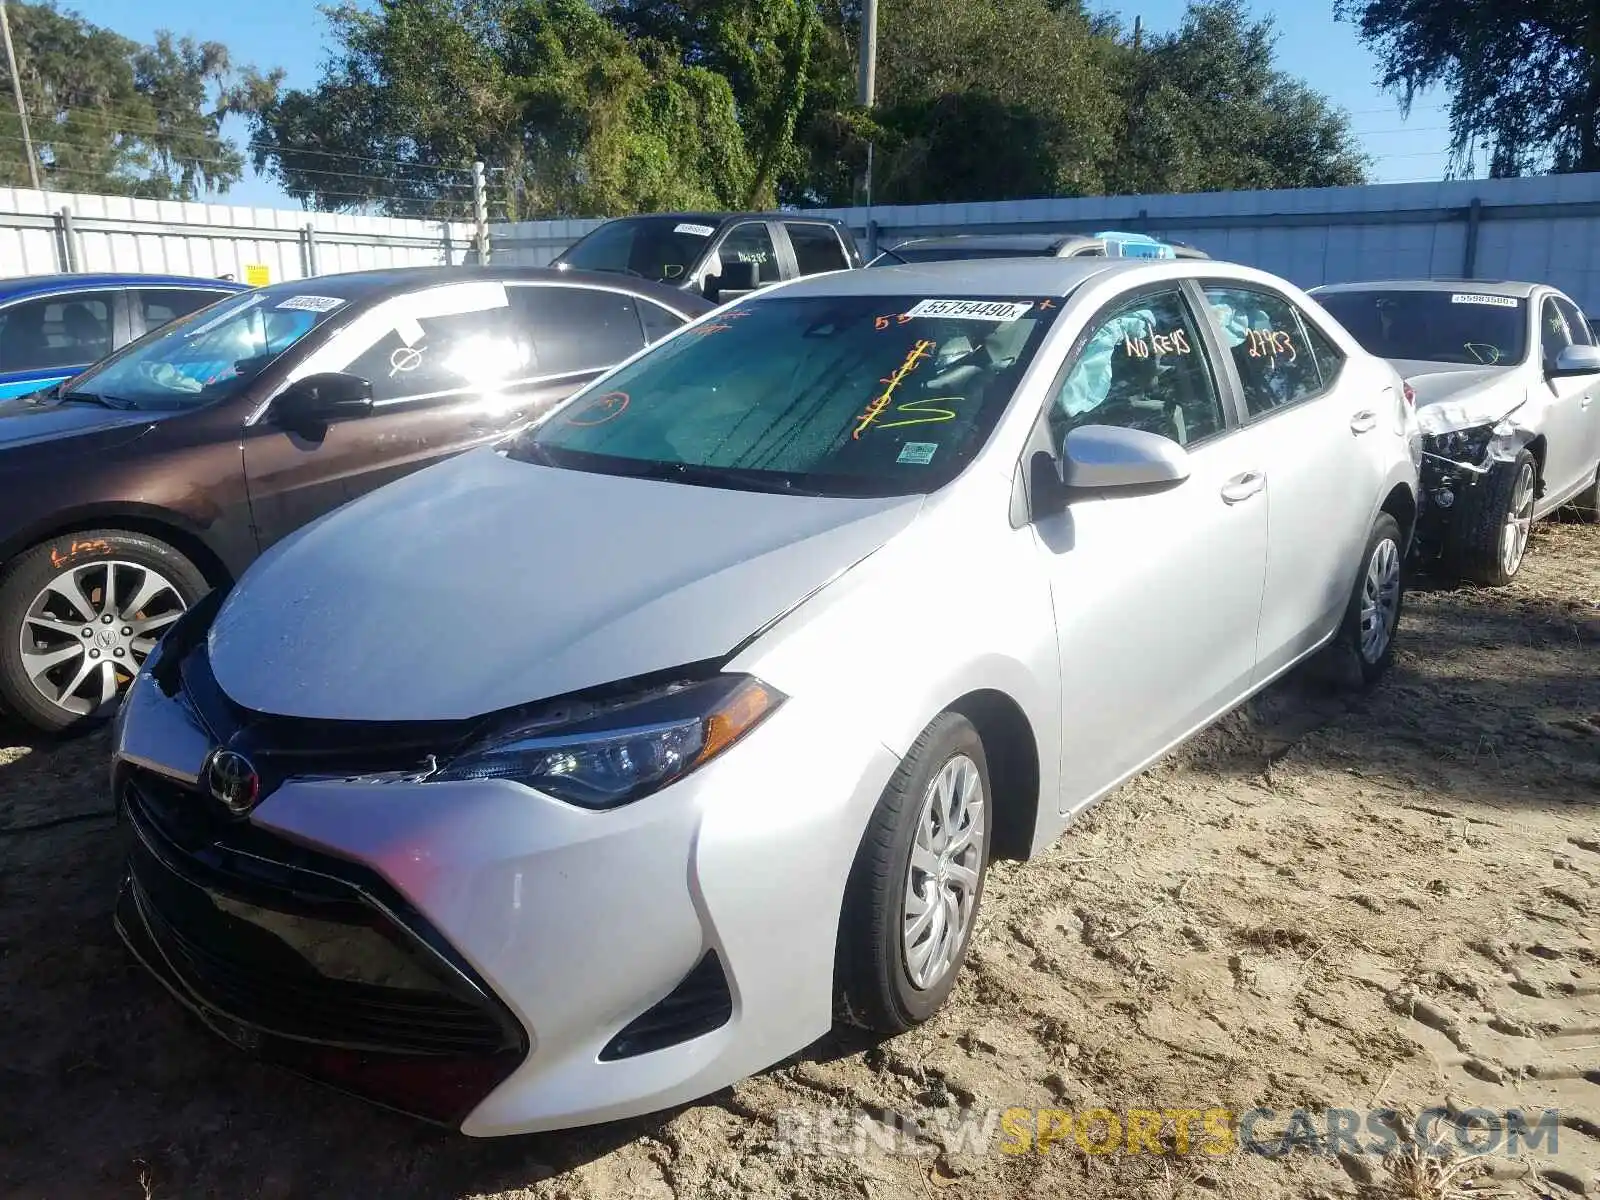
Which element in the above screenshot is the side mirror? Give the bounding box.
[270,371,374,428]
[1548,343,1600,378]
[1061,424,1191,492]
[705,260,760,302]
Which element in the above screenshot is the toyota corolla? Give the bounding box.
[111,257,1419,1136]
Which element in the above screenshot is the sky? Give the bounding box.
[66,0,1456,211]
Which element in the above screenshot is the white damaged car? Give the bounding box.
[1312,279,1600,584]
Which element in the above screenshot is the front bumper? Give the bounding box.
[112,654,900,1136]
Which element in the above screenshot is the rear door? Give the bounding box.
[1195,280,1389,679]
[1539,293,1600,503]
[241,280,658,550]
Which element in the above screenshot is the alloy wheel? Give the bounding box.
[1358,537,1401,663]
[19,560,187,715]
[902,753,986,991]
[1501,461,1536,578]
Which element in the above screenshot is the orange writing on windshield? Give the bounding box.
[854,339,937,440]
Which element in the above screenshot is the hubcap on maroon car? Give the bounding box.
[19,560,187,715]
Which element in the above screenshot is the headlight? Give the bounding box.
[1423,424,1493,463]
[428,673,785,808]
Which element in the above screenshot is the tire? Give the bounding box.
[0,530,209,734]
[1568,461,1600,524]
[836,712,991,1034]
[1443,448,1537,586]
[1330,513,1405,688]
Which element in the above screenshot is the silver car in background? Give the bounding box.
[1312,279,1600,584]
[111,257,1418,1136]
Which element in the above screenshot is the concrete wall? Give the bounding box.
[0,187,474,284]
[489,173,1600,314]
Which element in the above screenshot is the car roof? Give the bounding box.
[892,233,1086,254]
[589,212,848,228]
[1312,278,1541,300]
[241,264,714,312]
[0,271,250,300]
[772,256,1152,298]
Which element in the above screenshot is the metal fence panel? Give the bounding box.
[0,187,475,286]
[488,172,1600,312]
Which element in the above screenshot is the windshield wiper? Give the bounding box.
[62,390,135,410]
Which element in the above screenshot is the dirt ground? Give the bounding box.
[1,521,1596,1200]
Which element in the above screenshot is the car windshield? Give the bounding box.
[512,293,1064,497]
[1315,289,1528,367]
[63,288,348,411]
[557,217,717,284]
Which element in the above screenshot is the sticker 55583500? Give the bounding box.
[1450,293,1519,308]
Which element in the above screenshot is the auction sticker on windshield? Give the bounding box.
[1451,293,1519,308]
[897,442,939,464]
[277,295,346,313]
[903,299,1038,321]
[185,295,263,338]
[675,223,715,237]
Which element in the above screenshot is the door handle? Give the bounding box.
[1581,396,1594,409]
[1220,471,1266,504]
[1350,409,1379,434]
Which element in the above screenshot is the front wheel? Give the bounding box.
[0,530,208,733]
[1444,448,1537,585]
[836,712,991,1033]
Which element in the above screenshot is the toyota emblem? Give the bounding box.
[205,749,261,817]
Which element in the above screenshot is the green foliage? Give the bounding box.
[1110,1,1369,195]
[252,0,753,218]
[0,1,279,198]
[252,0,1372,217]
[1336,0,1599,177]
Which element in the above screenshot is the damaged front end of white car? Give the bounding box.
[1411,391,1536,566]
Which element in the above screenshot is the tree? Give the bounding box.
[868,0,1120,203]
[1110,0,1368,195]
[252,0,754,218]
[1336,0,1599,177]
[0,2,279,198]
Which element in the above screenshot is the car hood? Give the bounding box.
[208,447,924,721]
[1386,360,1524,436]
[0,394,160,453]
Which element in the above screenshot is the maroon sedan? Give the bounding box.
[0,266,712,732]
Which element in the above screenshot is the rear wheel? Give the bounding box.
[1332,513,1405,687]
[1567,461,1600,523]
[1443,449,1537,585]
[836,712,991,1033]
[0,530,208,733]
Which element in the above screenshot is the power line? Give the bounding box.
[12,105,476,176]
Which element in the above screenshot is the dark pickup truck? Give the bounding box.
[552,212,864,303]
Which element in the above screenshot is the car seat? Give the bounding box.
[62,302,109,360]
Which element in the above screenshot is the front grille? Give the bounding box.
[119,768,526,1062]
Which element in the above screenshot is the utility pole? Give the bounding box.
[471,160,489,264]
[0,1,39,192]
[857,0,878,207]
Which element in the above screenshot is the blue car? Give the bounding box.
[0,272,251,400]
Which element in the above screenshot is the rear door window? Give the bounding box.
[0,292,112,371]
[1202,285,1332,417]
[639,299,688,344]
[509,284,648,376]
[137,288,233,333]
[784,223,850,276]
